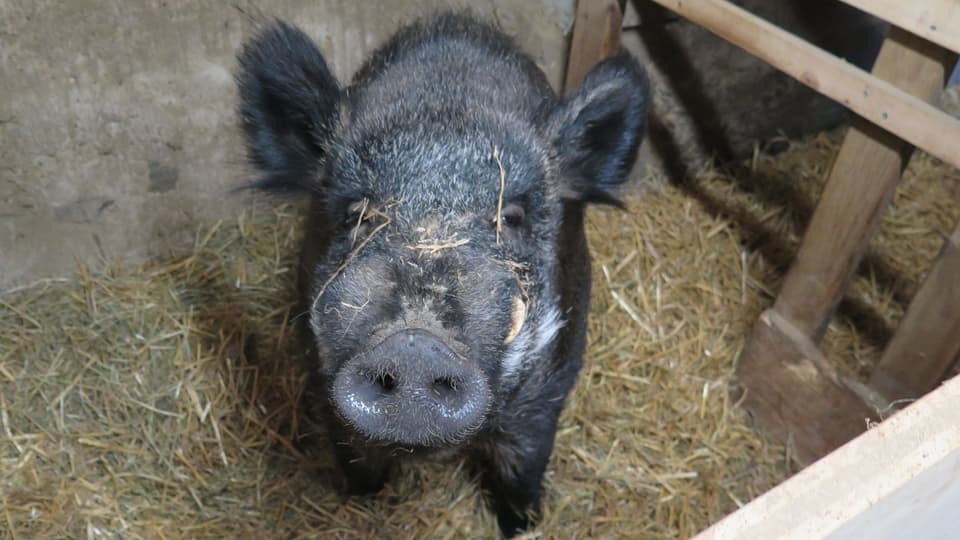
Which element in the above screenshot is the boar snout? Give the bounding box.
[332,329,490,446]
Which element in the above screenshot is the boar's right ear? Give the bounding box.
[237,21,340,192]
[548,51,649,206]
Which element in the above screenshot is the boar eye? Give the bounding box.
[500,204,525,229]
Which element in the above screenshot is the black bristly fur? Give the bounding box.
[235,12,649,538]
[236,21,340,192]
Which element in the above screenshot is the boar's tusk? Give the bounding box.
[504,295,526,344]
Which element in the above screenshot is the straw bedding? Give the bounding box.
[2,131,958,538]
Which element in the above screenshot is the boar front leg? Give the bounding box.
[325,412,392,495]
[477,400,566,537]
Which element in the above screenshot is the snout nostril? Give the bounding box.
[334,330,491,445]
[355,369,398,398]
[431,376,460,398]
[374,372,397,392]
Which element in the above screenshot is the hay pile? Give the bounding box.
[2,132,958,539]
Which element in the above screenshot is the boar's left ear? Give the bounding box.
[547,51,649,206]
[237,21,341,192]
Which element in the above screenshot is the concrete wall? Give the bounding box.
[1,0,914,288]
[0,0,575,286]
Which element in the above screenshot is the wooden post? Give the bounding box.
[774,30,956,339]
[736,28,956,464]
[737,310,880,464]
[563,0,624,92]
[648,0,960,461]
[870,224,960,401]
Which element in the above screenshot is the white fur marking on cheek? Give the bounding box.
[501,327,531,379]
[532,304,565,356]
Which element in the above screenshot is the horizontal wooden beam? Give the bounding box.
[648,0,960,172]
[693,375,960,540]
[836,0,960,55]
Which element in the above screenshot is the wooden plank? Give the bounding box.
[736,309,878,465]
[693,375,960,540]
[870,224,960,401]
[828,449,960,540]
[774,122,908,339]
[563,0,624,92]
[647,0,960,173]
[735,28,951,462]
[775,28,954,339]
[835,0,960,55]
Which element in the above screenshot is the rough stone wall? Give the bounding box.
[0,0,575,286]
[4,0,941,287]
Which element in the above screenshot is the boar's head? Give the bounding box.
[237,15,647,448]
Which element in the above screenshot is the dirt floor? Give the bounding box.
[3,132,958,538]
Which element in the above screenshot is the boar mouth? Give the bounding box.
[331,329,492,447]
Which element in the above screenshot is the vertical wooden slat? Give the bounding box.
[870,225,960,401]
[563,0,624,92]
[774,29,956,340]
[735,27,955,464]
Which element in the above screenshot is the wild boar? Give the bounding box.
[236,12,648,536]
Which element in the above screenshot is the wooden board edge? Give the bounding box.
[694,374,960,540]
